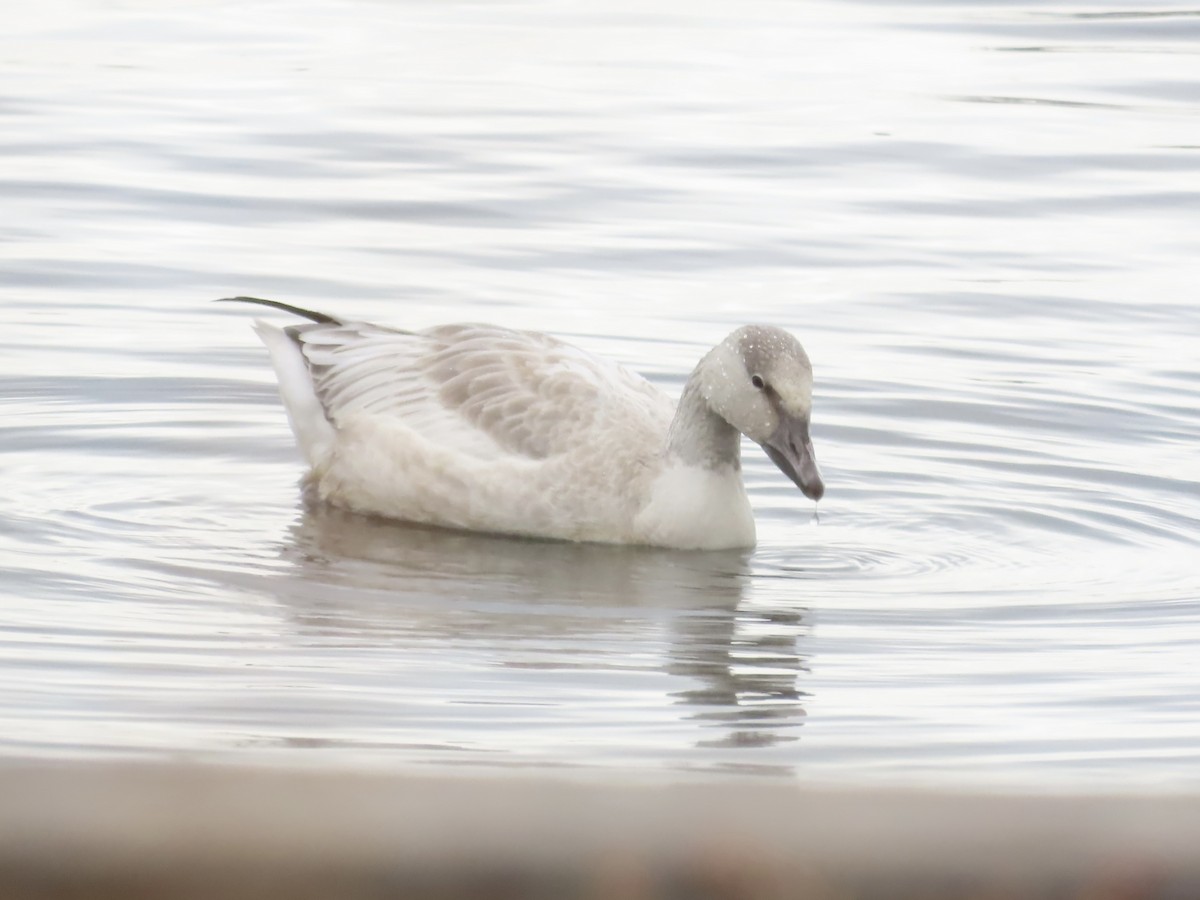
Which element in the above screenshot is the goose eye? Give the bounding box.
[751,374,765,390]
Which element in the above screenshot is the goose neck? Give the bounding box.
[665,376,742,470]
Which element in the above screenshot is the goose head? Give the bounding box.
[699,325,825,501]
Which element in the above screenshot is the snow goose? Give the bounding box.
[223,297,823,549]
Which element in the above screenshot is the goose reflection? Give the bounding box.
[669,605,808,751]
[272,501,811,762]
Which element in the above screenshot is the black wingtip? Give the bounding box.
[215,296,341,325]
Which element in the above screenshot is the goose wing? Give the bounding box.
[289,320,672,461]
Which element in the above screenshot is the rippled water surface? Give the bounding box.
[3,0,1199,788]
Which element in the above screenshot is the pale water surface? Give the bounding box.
[2,0,1199,789]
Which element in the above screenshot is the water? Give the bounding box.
[2,0,1198,789]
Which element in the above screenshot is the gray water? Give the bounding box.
[2,0,1198,789]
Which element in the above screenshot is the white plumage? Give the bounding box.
[227,297,824,550]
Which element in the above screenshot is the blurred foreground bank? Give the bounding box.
[1,763,1197,899]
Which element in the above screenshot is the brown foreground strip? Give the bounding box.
[0,763,1196,900]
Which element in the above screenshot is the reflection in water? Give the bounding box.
[669,607,808,751]
[277,501,811,765]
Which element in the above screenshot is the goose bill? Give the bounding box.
[762,416,824,501]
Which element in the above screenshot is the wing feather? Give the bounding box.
[289,320,671,461]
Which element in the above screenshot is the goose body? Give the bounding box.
[227,297,823,550]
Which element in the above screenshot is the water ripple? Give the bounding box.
[1,0,1198,788]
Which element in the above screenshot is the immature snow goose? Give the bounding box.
[223,296,823,549]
